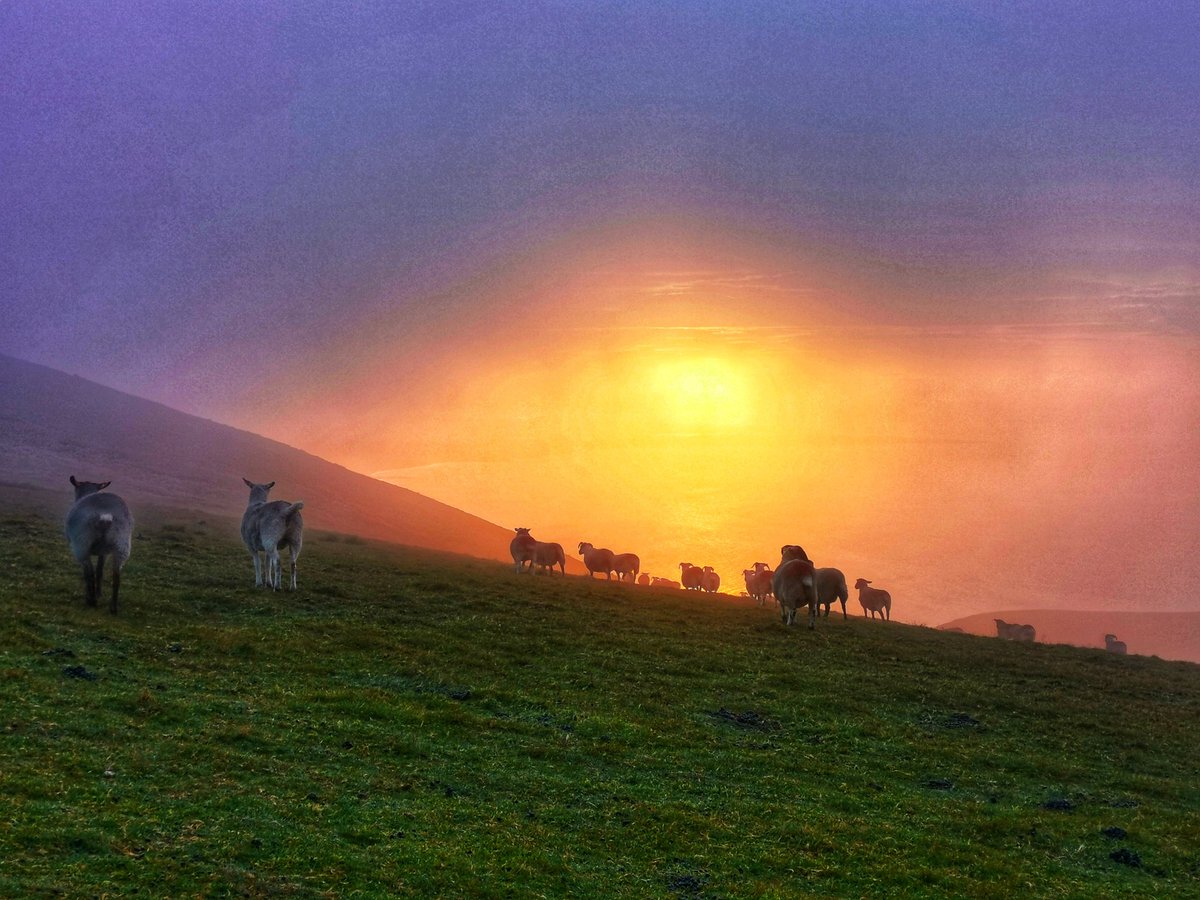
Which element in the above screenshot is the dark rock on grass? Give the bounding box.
[167,643,183,653]
[1110,847,1142,868]
[666,873,705,895]
[926,778,955,791]
[1102,826,1128,840]
[1041,798,1075,811]
[707,708,780,731]
[62,665,97,681]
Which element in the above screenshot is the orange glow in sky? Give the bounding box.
[240,230,1200,626]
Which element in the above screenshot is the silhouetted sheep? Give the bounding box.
[994,618,1035,642]
[510,527,536,573]
[1105,633,1128,655]
[578,542,616,579]
[612,552,641,581]
[816,567,849,618]
[679,562,703,590]
[855,578,891,620]
[773,545,818,629]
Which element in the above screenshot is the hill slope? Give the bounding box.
[2,500,1198,896]
[0,353,584,572]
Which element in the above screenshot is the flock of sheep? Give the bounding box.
[509,528,894,629]
[58,476,1131,653]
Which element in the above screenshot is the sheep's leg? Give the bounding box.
[267,547,281,591]
[290,547,299,590]
[95,554,106,607]
[110,564,120,615]
[81,558,97,606]
[251,551,262,587]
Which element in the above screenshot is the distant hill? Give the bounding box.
[0,354,585,572]
[939,609,1200,664]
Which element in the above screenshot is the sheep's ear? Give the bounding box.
[70,475,78,486]
[98,481,111,491]
[266,481,275,489]
[242,477,253,488]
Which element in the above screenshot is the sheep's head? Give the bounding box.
[780,545,809,563]
[70,476,111,500]
[578,542,593,555]
[514,527,530,535]
[856,578,873,590]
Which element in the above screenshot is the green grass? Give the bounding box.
[1,499,1198,897]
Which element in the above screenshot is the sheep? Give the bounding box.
[636,572,651,586]
[578,542,616,579]
[993,619,1035,642]
[531,541,566,575]
[679,562,704,590]
[743,562,774,606]
[65,476,133,614]
[815,567,849,618]
[701,566,721,593]
[612,552,641,581]
[855,578,891,620]
[510,527,536,573]
[1105,633,1128,655]
[651,576,681,589]
[240,478,304,590]
[772,544,818,629]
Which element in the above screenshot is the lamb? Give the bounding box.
[855,578,892,620]
[612,552,641,581]
[636,572,651,586]
[1105,633,1128,655]
[772,544,818,629]
[65,476,133,614]
[578,542,616,579]
[701,566,721,593]
[994,619,1035,642]
[651,576,681,589]
[240,478,304,590]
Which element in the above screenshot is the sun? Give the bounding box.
[649,356,756,430]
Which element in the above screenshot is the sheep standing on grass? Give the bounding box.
[1105,634,1128,655]
[815,567,849,618]
[855,579,892,620]
[240,479,304,590]
[66,476,133,614]
[578,542,616,579]
[612,552,641,582]
[773,544,818,629]
[510,527,536,573]
[994,619,1035,642]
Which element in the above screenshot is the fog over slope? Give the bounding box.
[0,354,582,571]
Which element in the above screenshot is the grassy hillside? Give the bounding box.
[2,500,1198,898]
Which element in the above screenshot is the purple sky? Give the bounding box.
[4,1,1198,414]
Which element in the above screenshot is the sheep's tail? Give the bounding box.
[285,501,304,518]
[97,513,114,529]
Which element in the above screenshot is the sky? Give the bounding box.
[3,1,1199,623]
